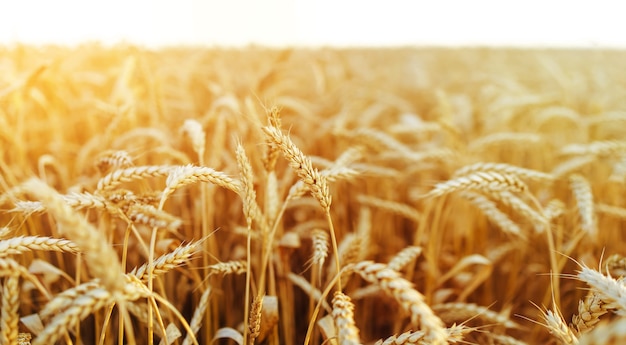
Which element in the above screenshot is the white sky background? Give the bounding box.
[0,0,624,48]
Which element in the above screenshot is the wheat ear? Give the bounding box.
[181,119,206,159]
[375,325,468,345]
[578,267,626,315]
[432,302,519,329]
[33,287,115,345]
[332,292,362,345]
[96,150,133,172]
[130,241,201,283]
[351,261,448,345]
[182,287,211,345]
[387,246,422,272]
[539,307,579,345]
[262,126,331,209]
[0,236,79,257]
[571,291,608,334]
[248,295,263,344]
[162,164,241,200]
[423,171,527,199]
[96,165,173,191]
[460,192,524,238]
[23,179,125,295]
[356,195,421,223]
[0,274,20,345]
[569,174,597,237]
[561,140,626,157]
[453,162,555,182]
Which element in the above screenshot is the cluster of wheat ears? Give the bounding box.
[1,46,626,344]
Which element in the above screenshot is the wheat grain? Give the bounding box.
[571,292,609,334]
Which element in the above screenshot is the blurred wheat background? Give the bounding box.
[1,45,626,344]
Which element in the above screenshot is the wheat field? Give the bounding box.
[1,45,626,344]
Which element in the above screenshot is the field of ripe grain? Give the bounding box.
[1,45,626,345]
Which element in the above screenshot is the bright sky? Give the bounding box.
[0,0,624,48]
